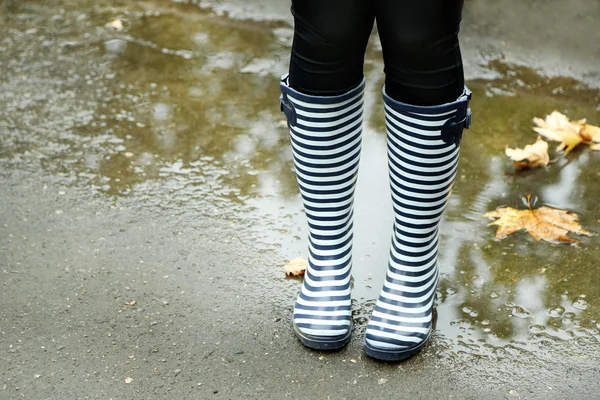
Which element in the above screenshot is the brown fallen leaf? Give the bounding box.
[505,136,549,168]
[533,111,600,153]
[483,195,592,243]
[107,19,124,31]
[284,257,307,277]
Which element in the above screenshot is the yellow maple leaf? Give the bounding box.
[505,136,549,168]
[284,257,307,277]
[483,196,592,243]
[532,111,584,153]
[533,111,600,153]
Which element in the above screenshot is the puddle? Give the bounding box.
[1,0,599,364]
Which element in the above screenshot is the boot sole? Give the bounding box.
[293,320,352,351]
[363,330,431,362]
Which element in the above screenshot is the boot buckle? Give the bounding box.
[279,93,297,127]
[441,107,472,146]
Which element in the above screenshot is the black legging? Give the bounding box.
[289,0,465,106]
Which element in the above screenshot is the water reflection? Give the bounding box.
[1,0,599,360]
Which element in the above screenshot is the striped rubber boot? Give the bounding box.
[279,75,365,350]
[364,88,472,361]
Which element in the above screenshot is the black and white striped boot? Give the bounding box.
[364,88,472,361]
[280,75,365,350]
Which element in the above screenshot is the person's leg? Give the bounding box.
[280,1,374,350]
[375,0,465,106]
[364,0,471,361]
[289,0,374,96]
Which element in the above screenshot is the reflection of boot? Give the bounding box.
[364,88,472,361]
[280,75,365,350]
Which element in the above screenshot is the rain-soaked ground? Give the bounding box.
[1,0,600,399]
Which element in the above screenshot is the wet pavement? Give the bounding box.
[1,0,600,399]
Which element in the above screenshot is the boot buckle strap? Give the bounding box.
[441,107,472,146]
[279,93,297,127]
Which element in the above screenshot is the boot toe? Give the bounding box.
[292,314,352,350]
[363,325,431,361]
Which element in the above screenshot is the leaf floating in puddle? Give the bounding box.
[505,136,549,168]
[532,111,600,153]
[284,257,307,277]
[582,124,600,150]
[106,19,124,32]
[581,123,600,141]
[483,195,592,243]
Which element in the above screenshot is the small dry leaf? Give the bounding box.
[107,19,124,31]
[505,136,549,168]
[483,195,591,243]
[533,111,600,153]
[284,257,307,277]
[581,123,600,143]
[124,377,133,384]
